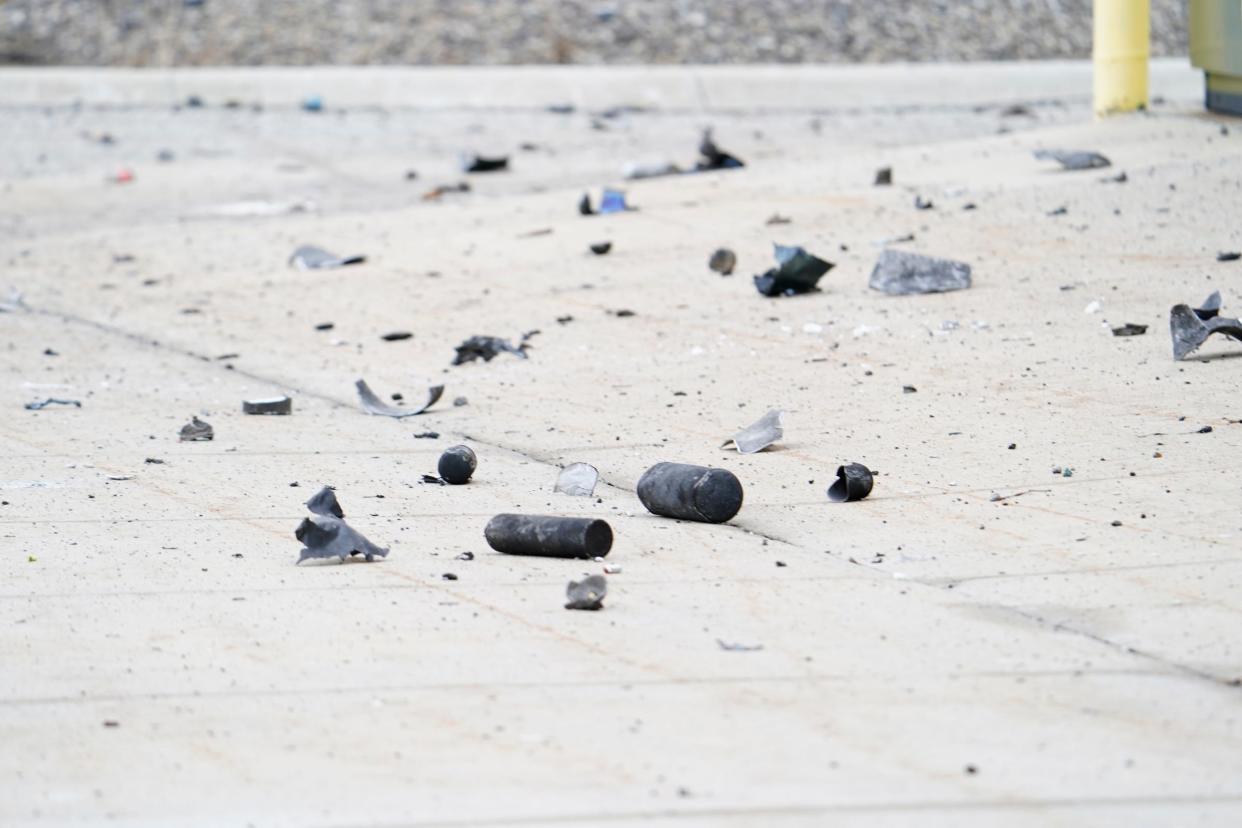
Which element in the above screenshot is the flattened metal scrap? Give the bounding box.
[565,574,607,611]
[1195,290,1222,320]
[460,154,509,173]
[24,398,81,411]
[452,332,537,365]
[723,409,784,454]
[178,416,214,442]
[295,515,389,564]
[555,463,599,497]
[1034,149,1112,170]
[753,244,834,297]
[1170,302,1242,360]
[289,245,366,270]
[356,379,444,418]
[869,249,972,296]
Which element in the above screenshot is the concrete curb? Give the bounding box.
[0,59,1203,111]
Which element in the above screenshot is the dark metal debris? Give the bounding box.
[289,245,366,270]
[242,396,292,415]
[24,398,81,411]
[356,379,444,418]
[695,129,745,171]
[709,248,737,275]
[579,189,630,216]
[437,445,477,485]
[295,490,388,565]
[1111,323,1148,337]
[565,574,607,611]
[1034,149,1112,170]
[461,154,510,173]
[753,244,835,298]
[1171,292,1242,360]
[875,167,893,186]
[1218,251,1242,263]
[637,462,744,524]
[178,416,214,442]
[484,514,614,559]
[723,409,784,454]
[869,249,972,296]
[828,463,874,502]
[590,242,613,255]
[452,331,538,365]
[914,195,934,210]
[381,332,413,342]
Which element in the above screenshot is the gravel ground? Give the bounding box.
[1,0,1189,66]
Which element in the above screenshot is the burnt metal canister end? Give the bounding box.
[828,463,873,503]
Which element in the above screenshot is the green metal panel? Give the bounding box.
[1190,0,1242,114]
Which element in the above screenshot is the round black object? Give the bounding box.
[636,462,743,524]
[438,445,477,485]
[484,514,613,559]
[827,463,873,502]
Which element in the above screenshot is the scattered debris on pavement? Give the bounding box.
[1218,251,1241,262]
[242,396,292,415]
[869,249,972,295]
[1034,148,1112,170]
[485,514,614,559]
[461,154,510,173]
[295,488,389,565]
[1111,323,1148,337]
[555,463,599,496]
[289,245,366,270]
[637,462,744,524]
[590,242,613,255]
[753,244,835,297]
[827,463,874,502]
[1171,291,1242,360]
[723,409,784,454]
[452,332,538,365]
[381,332,413,342]
[24,398,81,411]
[565,574,608,611]
[178,416,214,442]
[709,248,737,275]
[696,128,745,171]
[875,166,893,186]
[356,379,444,417]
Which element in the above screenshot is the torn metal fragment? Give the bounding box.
[914,195,934,210]
[24,398,81,411]
[1219,252,1242,263]
[709,248,737,276]
[1196,291,1223,320]
[451,332,537,365]
[565,574,607,611]
[295,515,388,564]
[0,289,27,313]
[1111,323,1148,337]
[827,464,874,503]
[555,463,599,497]
[695,129,745,171]
[590,242,613,256]
[178,416,213,442]
[1034,149,1112,170]
[637,462,743,524]
[242,396,292,415]
[305,485,344,518]
[753,244,835,298]
[437,445,477,485]
[460,154,510,173]
[1170,303,1242,360]
[356,379,443,418]
[289,245,365,270]
[381,332,413,342]
[484,514,614,559]
[869,249,972,296]
[724,409,784,454]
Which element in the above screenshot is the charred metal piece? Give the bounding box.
[437,445,477,485]
[753,244,834,298]
[827,463,874,503]
[242,396,292,415]
[637,462,743,524]
[484,514,614,559]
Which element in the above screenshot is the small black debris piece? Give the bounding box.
[753,244,835,298]
[413,431,440,439]
[827,463,874,503]
[914,195,934,210]
[314,322,335,331]
[423,182,471,200]
[565,574,607,611]
[485,514,614,559]
[144,458,166,465]
[1103,171,1128,183]
[608,309,636,318]
[453,396,469,407]
[1112,323,1148,337]
[305,485,344,518]
[242,396,292,415]
[579,189,630,216]
[1171,292,1242,360]
[179,416,214,442]
[637,462,744,524]
[1218,251,1242,263]
[356,379,444,417]
[461,154,510,173]
[452,331,538,365]
[381,332,413,342]
[1047,206,1068,216]
[456,551,475,561]
[1034,149,1112,170]
[709,248,737,275]
[874,167,893,186]
[869,249,972,296]
[289,245,366,270]
[903,385,918,394]
[437,445,477,485]
[765,213,792,226]
[590,242,613,256]
[442,572,459,581]
[1198,426,1214,434]
[695,129,745,171]
[420,474,447,486]
[24,398,81,411]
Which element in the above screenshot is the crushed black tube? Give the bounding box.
[437,445,477,485]
[827,464,874,502]
[484,514,613,559]
[636,462,743,524]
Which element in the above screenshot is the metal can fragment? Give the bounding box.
[636,462,743,524]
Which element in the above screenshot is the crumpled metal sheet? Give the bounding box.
[753,244,834,297]
[461,154,510,173]
[555,463,599,497]
[178,416,214,442]
[723,409,784,454]
[565,574,607,611]
[289,245,366,270]
[295,514,389,564]
[452,332,538,365]
[24,398,81,411]
[869,249,972,296]
[356,379,444,418]
[1171,292,1242,360]
[1034,149,1112,170]
[304,485,344,518]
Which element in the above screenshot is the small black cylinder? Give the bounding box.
[827,463,873,502]
[438,445,477,485]
[484,514,613,559]
[636,462,743,524]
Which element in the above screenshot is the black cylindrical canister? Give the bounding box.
[438,445,477,485]
[636,462,743,524]
[484,514,613,559]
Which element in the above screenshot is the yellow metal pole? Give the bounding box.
[1094,0,1151,116]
